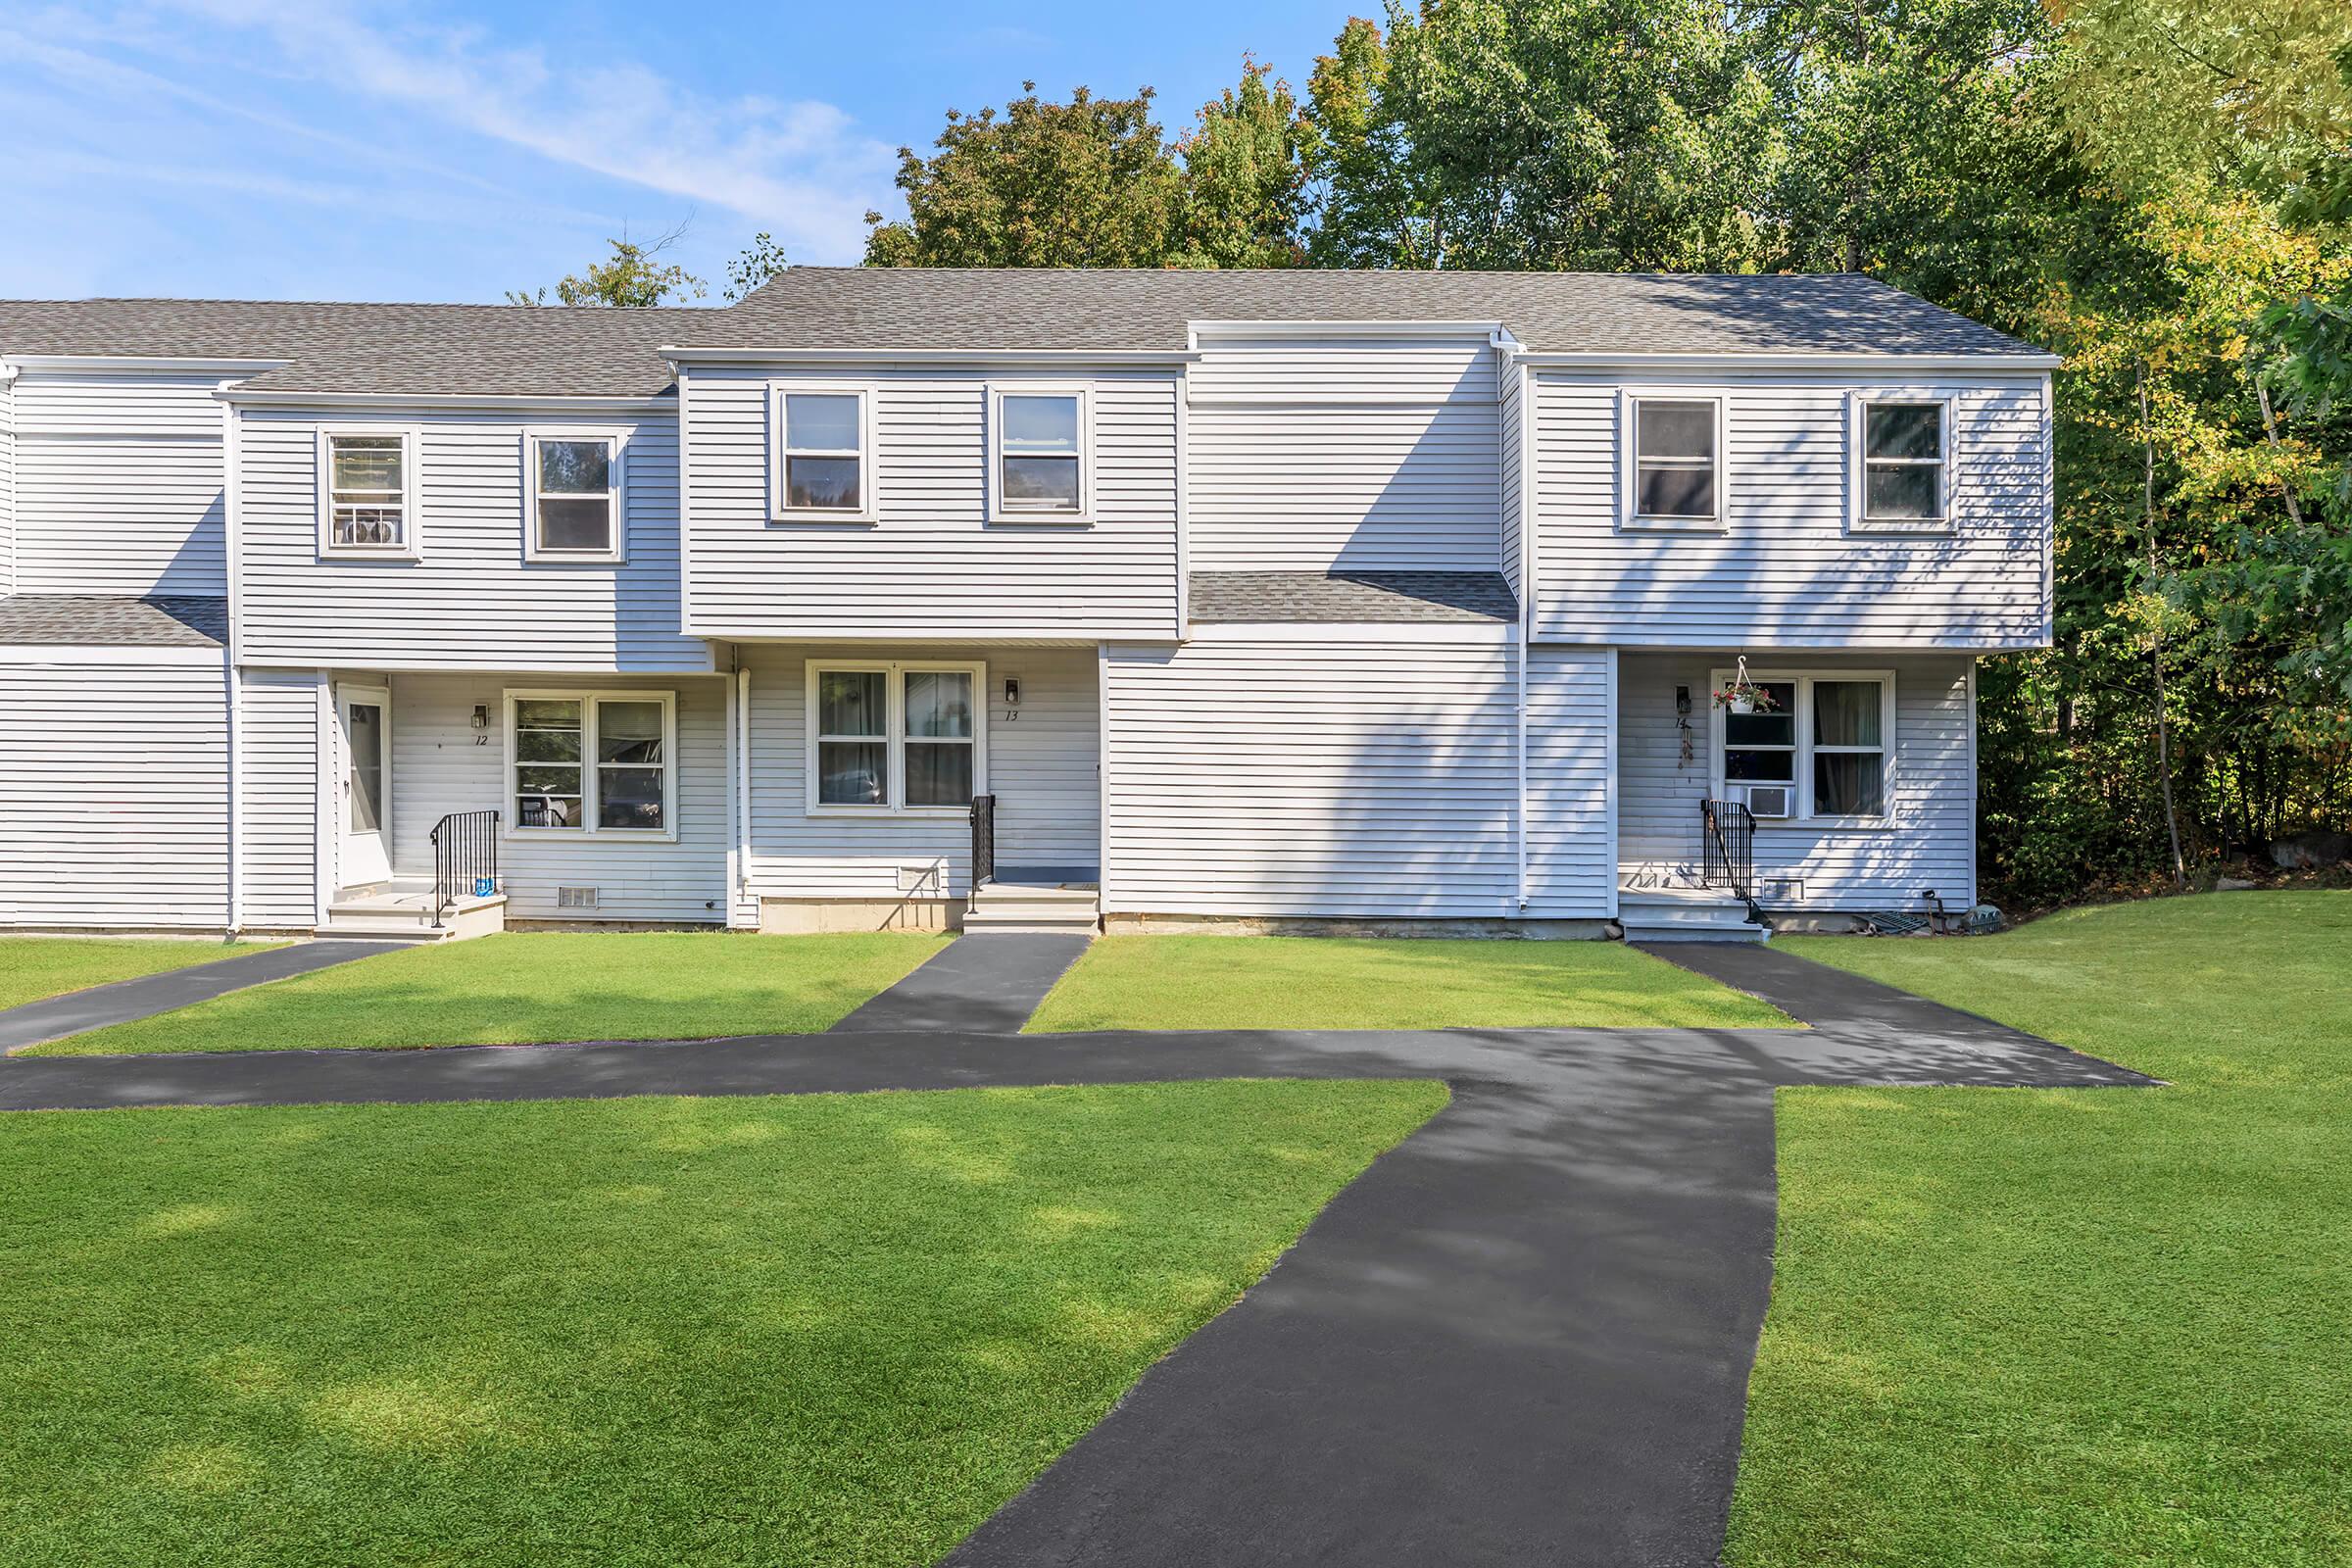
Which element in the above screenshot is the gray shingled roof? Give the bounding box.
[1190,571,1518,624]
[695,269,2041,357]
[0,299,689,397]
[0,594,227,647]
[2,270,2041,400]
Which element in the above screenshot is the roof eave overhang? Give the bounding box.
[661,346,1200,368]
[1507,349,2063,371]
[1,353,290,374]
[215,388,677,412]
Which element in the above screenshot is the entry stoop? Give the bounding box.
[1617,887,1770,945]
[316,879,507,942]
[961,877,1102,936]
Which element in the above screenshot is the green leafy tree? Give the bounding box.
[507,220,707,308]
[1298,18,1432,267]
[725,232,790,302]
[863,84,1183,268]
[1360,0,1786,270]
[1173,60,1307,269]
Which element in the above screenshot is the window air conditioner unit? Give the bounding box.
[1740,785,1793,819]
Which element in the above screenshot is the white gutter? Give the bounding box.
[1509,350,2064,371]
[660,346,1199,367]
[216,388,676,412]
[2,355,287,374]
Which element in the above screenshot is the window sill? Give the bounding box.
[770,510,878,526]
[318,545,422,563]
[524,549,627,566]
[1619,516,1727,535]
[1848,517,1955,536]
[1755,816,1895,832]
[808,805,973,819]
[987,513,1095,528]
[505,826,680,844]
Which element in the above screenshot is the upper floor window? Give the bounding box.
[808,661,985,813]
[1622,395,1725,531]
[1853,397,1952,532]
[319,428,418,557]
[990,387,1090,522]
[509,691,674,836]
[526,433,623,562]
[773,387,871,519]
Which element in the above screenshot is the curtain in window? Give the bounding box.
[904,670,974,807]
[817,669,888,805]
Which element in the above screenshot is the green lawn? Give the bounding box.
[0,937,287,1013]
[1728,892,2352,1567]
[30,932,948,1054]
[0,1077,1445,1567]
[1025,934,1794,1032]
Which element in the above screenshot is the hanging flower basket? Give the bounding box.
[1713,680,1777,715]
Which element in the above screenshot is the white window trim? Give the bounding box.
[1618,389,1730,534]
[805,659,989,817]
[769,383,877,523]
[1708,667,1897,826]
[317,425,422,560]
[504,689,679,842]
[1848,393,1958,535]
[522,428,627,564]
[988,383,1095,525]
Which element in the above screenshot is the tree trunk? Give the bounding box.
[2139,365,2188,890]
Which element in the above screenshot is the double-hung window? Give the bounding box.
[319,429,418,556]
[808,662,984,813]
[1623,395,1725,529]
[1852,398,1951,530]
[773,388,871,518]
[509,692,675,835]
[990,388,1089,520]
[1715,671,1893,822]
[526,433,623,561]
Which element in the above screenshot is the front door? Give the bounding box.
[337,685,393,887]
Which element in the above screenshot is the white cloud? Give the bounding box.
[143,0,897,262]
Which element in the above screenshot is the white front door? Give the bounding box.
[337,685,393,888]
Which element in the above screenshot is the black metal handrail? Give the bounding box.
[429,809,500,921]
[1699,798,1758,917]
[970,794,996,890]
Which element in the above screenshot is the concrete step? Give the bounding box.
[313,919,446,941]
[1618,892,1768,945]
[959,918,1102,936]
[967,879,1100,935]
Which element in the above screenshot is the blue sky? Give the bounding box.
[1,0,1351,302]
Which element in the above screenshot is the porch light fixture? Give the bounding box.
[471,705,489,730]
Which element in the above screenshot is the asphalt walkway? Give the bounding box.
[0,943,2155,1567]
[0,938,412,1053]
[829,932,1090,1034]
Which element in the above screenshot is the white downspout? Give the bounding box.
[219,383,244,935]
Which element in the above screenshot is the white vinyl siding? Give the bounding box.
[375,671,728,922]
[0,651,229,927]
[237,408,707,671]
[237,667,326,929]
[5,368,228,596]
[1532,369,2049,648]
[1524,646,1614,917]
[740,644,1100,908]
[1102,631,1518,918]
[1616,652,1976,909]
[1186,332,1502,572]
[684,367,1179,640]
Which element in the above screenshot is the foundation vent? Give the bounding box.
[898,861,943,894]
[556,886,600,910]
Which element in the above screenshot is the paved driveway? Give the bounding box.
[0,943,2150,1567]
